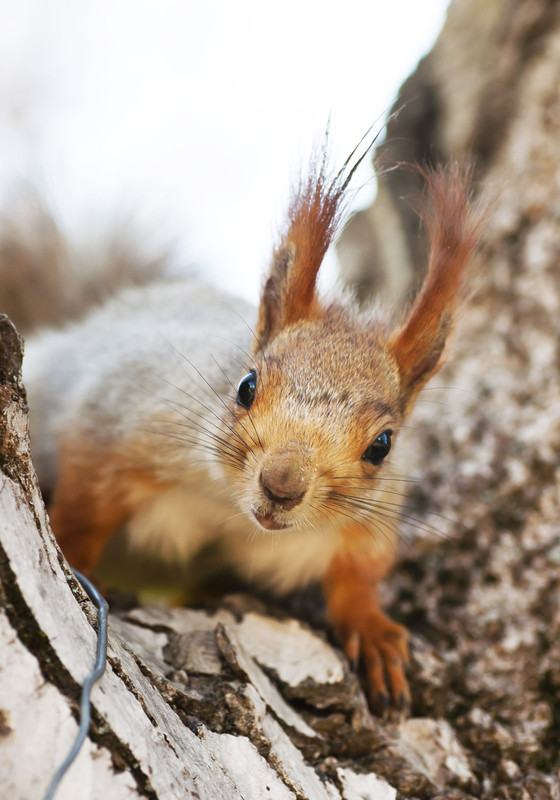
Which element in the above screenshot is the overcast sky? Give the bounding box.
[0,1,449,302]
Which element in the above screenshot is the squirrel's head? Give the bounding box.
[220,147,485,533]
[228,312,402,531]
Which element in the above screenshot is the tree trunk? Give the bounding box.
[339,0,560,796]
[2,0,560,797]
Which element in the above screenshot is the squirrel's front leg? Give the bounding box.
[323,540,409,713]
[49,437,163,575]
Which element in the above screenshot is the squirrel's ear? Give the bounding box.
[255,149,348,347]
[389,164,487,415]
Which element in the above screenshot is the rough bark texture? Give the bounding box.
[339,0,560,796]
[2,0,560,798]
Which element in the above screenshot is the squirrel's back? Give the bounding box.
[24,277,255,495]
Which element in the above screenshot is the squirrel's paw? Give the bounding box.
[335,609,410,714]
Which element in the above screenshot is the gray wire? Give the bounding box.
[43,569,109,800]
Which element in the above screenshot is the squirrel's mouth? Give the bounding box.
[251,510,290,531]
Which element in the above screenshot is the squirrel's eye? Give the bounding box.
[362,429,392,466]
[236,370,257,409]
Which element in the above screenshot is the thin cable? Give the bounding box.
[43,570,109,800]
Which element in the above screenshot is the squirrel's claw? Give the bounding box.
[338,608,410,714]
[364,613,410,712]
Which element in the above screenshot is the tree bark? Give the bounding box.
[339,0,560,796]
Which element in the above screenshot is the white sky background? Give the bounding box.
[0,0,449,303]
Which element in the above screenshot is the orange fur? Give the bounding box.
[256,150,349,345]
[50,438,166,573]
[324,541,409,709]
[390,164,486,414]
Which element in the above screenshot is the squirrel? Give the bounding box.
[10,145,485,711]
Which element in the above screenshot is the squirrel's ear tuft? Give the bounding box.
[255,133,375,348]
[389,163,488,415]
[255,149,344,347]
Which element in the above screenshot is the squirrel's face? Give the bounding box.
[220,314,403,533]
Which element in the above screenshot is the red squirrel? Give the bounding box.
[19,147,485,710]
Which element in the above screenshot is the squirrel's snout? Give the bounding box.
[258,447,310,510]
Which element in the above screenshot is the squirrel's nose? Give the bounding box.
[258,447,310,509]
